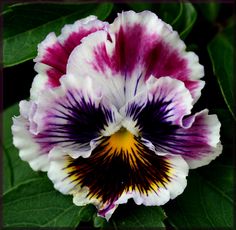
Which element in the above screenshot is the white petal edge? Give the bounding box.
[58,15,108,44]
[30,74,49,100]
[183,109,222,169]
[115,154,189,208]
[110,10,205,103]
[12,101,49,172]
[33,32,58,63]
[47,147,101,207]
[47,147,189,220]
[120,76,194,129]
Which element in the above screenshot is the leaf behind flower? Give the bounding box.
[208,24,235,120]
[3,3,113,67]
[164,157,234,228]
[128,2,197,39]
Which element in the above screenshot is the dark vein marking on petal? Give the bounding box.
[135,99,211,157]
[35,90,113,151]
[134,72,143,96]
[64,128,173,205]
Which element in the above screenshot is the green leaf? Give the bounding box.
[3,177,88,228]
[170,2,197,39]
[97,204,166,229]
[164,159,234,228]
[127,2,154,12]
[93,216,108,228]
[212,108,234,144]
[197,3,220,22]
[208,24,235,120]
[3,3,113,67]
[128,2,197,39]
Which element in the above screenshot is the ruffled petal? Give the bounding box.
[67,10,204,106]
[58,16,108,54]
[121,76,193,132]
[180,110,222,169]
[48,128,188,220]
[122,77,222,168]
[67,30,146,109]
[30,73,122,158]
[12,100,49,171]
[146,109,222,169]
[31,16,107,99]
[11,10,222,221]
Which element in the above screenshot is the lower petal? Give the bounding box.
[47,128,189,219]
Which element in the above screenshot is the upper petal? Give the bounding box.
[31,15,108,99]
[67,10,204,106]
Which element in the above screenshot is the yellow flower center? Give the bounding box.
[108,127,136,153]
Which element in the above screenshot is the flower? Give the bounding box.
[12,11,222,220]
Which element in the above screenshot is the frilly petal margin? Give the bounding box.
[120,76,222,168]
[11,9,223,221]
[12,101,50,171]
[31,15,108,99]
[121,76,194,133]
[28,73,122,159]
[67,10,204,107]
[47,139,189,220]
[181,109,222,169]
[12,72,123,171]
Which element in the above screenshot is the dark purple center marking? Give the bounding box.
[128,98,212,158]
[65,135,172,208]
[35,90,114,152]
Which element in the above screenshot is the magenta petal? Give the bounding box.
[33,16,107,92]
[67,11,204,104]
[111,24,189,79]
[90,24,189,78]
[46,68,64,87]
[108,11,204,102]
[40,41,69,73]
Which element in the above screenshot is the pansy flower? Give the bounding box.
[12,11,222,220]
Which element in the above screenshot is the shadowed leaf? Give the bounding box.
[3,3,113,67]
[208,24,235,120]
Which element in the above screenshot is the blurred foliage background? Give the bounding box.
[2,1,235,229]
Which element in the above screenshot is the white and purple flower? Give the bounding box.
[12,11,222,220]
